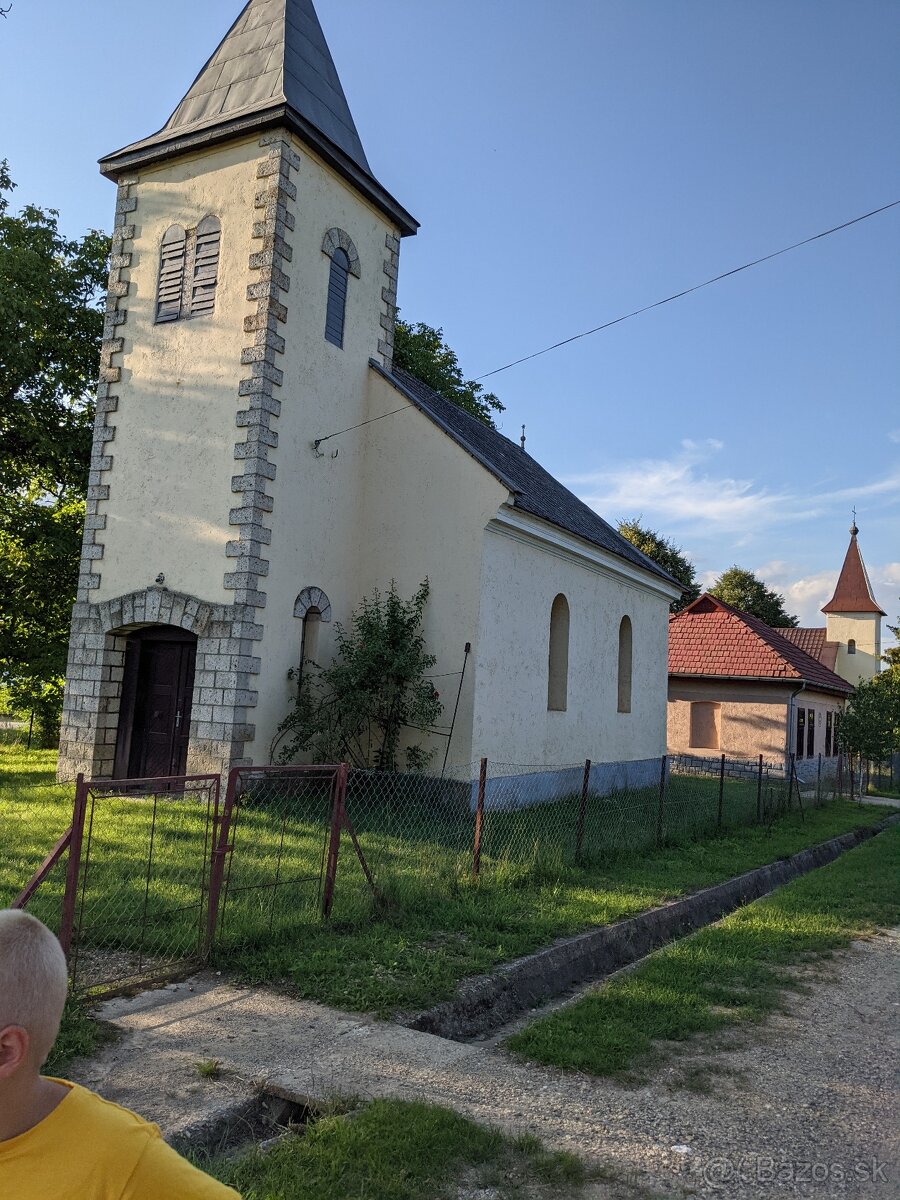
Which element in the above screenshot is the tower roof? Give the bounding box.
[98,0,417,236]
[821,525,885,616]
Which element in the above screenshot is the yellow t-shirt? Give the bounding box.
[0,1078,240,1199]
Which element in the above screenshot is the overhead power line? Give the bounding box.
[475,199,900,381]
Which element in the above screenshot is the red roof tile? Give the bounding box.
[668,595,853,695]
[821,530,885,615]
[775,626,840,671]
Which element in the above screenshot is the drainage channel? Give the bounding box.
[406,816,897,1045]
[170,1089,317,1163]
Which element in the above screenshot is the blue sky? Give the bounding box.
[2,0,898,634]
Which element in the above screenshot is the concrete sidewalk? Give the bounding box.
[71,930,899,1199]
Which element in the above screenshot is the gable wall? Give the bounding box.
[473,521,673,766]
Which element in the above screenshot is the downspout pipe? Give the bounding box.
[786,681,807,769]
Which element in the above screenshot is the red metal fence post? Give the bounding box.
[322,762,348,918]
[472,758,487,878]
[656,755,667,847]
[717,753,725,829]
[575,759,591,863]
[58,774,88,959]
[205,769,235,954]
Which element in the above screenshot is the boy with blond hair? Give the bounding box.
[0,909,239,1197]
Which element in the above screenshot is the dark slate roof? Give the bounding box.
[99,0,417,236]
[376,363,681,590]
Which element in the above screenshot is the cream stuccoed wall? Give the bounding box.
[825,613,882,686]
[667,678,846,762]
[241,139,406,758]
[94,138,264,604]
[249,362,508,764]
[473,512,679,766]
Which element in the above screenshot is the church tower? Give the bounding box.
[58,0,417,780]
[822,521,885,686]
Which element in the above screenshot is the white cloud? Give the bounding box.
[565,440,814,533]
[567,441,900,540]
[889,429,900,444]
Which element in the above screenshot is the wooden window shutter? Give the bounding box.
[155,225,186,323]
[189,216,221,317]
[324,247,350,348]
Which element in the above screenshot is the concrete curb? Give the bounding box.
[408,815,898,1042]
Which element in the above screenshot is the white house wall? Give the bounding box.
[473,515,675,772]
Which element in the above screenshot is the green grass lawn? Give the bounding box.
[3,731,894,1014]
[203,1098,588,1200]
[508,824,900,1078]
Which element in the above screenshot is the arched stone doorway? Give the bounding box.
[113,626,198,779]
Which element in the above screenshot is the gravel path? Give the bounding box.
[71,929,898,1199]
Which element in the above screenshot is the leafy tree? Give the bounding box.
[709,566,798,627]
[393,319,504,428]
[274,580,443,771]
[0,162,109,743]
[617,518,699,611]
[838,668,900,763]
[883,612,900,670]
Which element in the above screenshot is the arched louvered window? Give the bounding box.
[617,615,633,713]
[547,594,570,711]
[847,639,856,655]
[324,247,350,348]
[190,215,221,318]
[155,225,186,323]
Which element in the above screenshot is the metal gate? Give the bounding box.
[61,772,221,992]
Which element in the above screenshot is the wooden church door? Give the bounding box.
[114,628,197,779]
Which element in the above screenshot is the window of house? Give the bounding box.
[155,217,221,324]
[847,639,856,655]
[155,225,187,322]
[825,710,833,757]
[689,701,720,750]
[795,706,806,759]
[617,616,632,713]
[806,707,815,758]
[189,216,221,317]
[547,594,570,711]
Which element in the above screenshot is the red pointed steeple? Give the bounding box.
[821,522,885,615]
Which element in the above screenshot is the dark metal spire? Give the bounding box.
[98,0,417,236]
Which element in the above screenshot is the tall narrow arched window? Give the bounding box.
[617,615,633,713]
[847,639,856,655]
[325,247,350,347]
[155,225,186,322]
[547,594,570,711]
[322,228,361,349]
[294,587,332,689]
[189,215,221,317]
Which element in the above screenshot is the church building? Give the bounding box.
[59,0,681,785]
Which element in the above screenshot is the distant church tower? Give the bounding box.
[821,520,885,687]
[58,0,417,780]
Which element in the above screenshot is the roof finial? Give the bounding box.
[520,424,526,451]
[850,506,858,537]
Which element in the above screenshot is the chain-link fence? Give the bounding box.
[0,778,76,920]
[61,774,221,992]
[3,748,866,991]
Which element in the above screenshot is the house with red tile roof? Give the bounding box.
[667,593,853,769]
